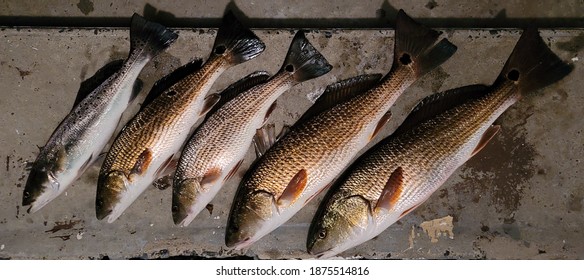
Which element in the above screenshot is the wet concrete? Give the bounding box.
[0,28,582,259]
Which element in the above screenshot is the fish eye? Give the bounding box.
[507,69,520,81]
[214,45,226,55]
[171,205,178,213]
[399,53,412,65]
[318,229,327,239]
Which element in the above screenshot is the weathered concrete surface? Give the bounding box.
[2,0,583,28]
[0,28,582,259]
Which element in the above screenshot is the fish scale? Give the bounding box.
[173,31,332,226]
[101,57,227,174]
[308,26,573,256]
[227,10,459,249]
[96,11,266,223]
[251,67,415,198]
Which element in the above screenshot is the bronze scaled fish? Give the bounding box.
[96,11,265,223]
[23,14,177,213]
[225,10,457,249]
[172,31,332,227]
[307,28,573,258]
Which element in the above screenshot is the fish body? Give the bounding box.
[172,31,332,227]
[307,28,573,258]
[22,14,177,213]
[225,10,457,249]
[96,12,265,223]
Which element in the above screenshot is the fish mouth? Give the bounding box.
[23,170,61,213]
[230,237,253,250]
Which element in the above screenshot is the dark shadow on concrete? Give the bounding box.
[1,2,583,29]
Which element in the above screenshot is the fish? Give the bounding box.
[22,14,178,213]
[96,11,266,223]
[172,31,332,227]
[306,28,573,258]
[225,10,457,249]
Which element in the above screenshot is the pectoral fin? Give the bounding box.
[225,160,244,182]
[470,125,500,158]
[374,167,404,213]
[277,169,308,207]
[201,166,222,187]
[130,148,153,176]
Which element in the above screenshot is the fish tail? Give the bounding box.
[129,13,178,60]
[495,28,573,94]
[392,9,457,77]
[280,31,333,82]
[212,11,266,64]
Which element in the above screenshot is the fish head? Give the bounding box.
[96,170,129,221]
[307,195,372,258]
[225,189,277,249]
[22,166,61,213]
[171,178,198,226]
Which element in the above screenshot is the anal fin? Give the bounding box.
[471,125,500,158]
[253,123,277,158]
[374,167,404,213]
[370,111,392,141]
[277,169,308,207]
[263,102,277,124]
[199,93,221,117]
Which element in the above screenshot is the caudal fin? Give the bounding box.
[392,10,457,77]
[129,13,178,59]
[280,31,333,83]
[211,11,265,64]
[494,28,573,94]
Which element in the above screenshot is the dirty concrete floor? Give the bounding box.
[0,1,583,260]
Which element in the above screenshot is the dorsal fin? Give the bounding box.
[73,59,124,110]
[394,85,490,136]
[206,71,271,119]
[277,169,308,208]
[297,74,382,124]
[374,167,404,213]
[141,59,204,109]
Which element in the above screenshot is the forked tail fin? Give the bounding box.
[391,9,457,78]
[211,11,266,64]
[494,28,573,94]
[280,31,333,83]
[129,13,178,59]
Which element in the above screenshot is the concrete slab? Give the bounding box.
[0,27,582,259]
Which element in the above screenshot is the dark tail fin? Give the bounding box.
[280,31,333,82]
[494,28,573,94]
[212,11,265,64]
[391,10,457,77]
[129,13,178,59]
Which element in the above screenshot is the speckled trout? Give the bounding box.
[307,28,573,258]
[172,31,332,227]
[225,10,458,249]
[96,12,265,223]
[22,14,177,213]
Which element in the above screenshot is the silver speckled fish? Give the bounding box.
[22,14,177,213]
